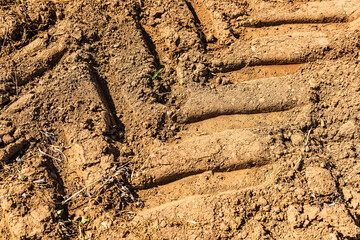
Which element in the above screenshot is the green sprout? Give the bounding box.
[151,68,164,80]
[56,209,64,217]
[80,217,89,225]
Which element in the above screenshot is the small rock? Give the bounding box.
[73,29,83,41]
[142,121,150,129]
[121,146,133,156]
[258,196,268,206]
[294,187,306,198]
[309,78,320,89]
[290,132,304,146]
[303,219,310,227]
[222,78,232,85]
[101,222,108,229]
[272,206,280,214]
[320,119,326,127]
[216,76,222,84]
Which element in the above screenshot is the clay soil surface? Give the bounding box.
[1,0,360,239]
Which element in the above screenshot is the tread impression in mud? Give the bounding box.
[1,0,360,239]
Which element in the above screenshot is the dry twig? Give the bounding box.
[38,130,69,162]
[38,147,62,162]
[62,179,101,204]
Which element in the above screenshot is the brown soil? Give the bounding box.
[1,0,360,239]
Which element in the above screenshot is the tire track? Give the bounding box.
[134,0,360,217]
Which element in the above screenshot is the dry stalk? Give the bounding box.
[49,145,68,161]
[59,221,72,238]
[62,179,101,204]
[38,130,69,162]
[14,72,18,96]
[38,147,62,162]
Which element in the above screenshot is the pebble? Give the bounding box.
[290,132,304,146]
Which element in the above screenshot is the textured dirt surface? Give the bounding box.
[1,0,360,239]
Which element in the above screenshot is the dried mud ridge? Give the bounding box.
[1,0,360,239]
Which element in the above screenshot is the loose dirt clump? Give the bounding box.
[1,0,360,239]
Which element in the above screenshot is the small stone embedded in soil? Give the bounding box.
[290,132,304,146]
[305,167,336,196]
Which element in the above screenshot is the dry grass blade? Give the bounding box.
[49,145,68,161]
[37,130,69,162]
[59,222,72,238]
[38,147,62,162]
[62,179,101,204]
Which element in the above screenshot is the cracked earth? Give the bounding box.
[1,0,360,239]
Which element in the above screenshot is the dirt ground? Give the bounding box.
[1,0,360,239]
